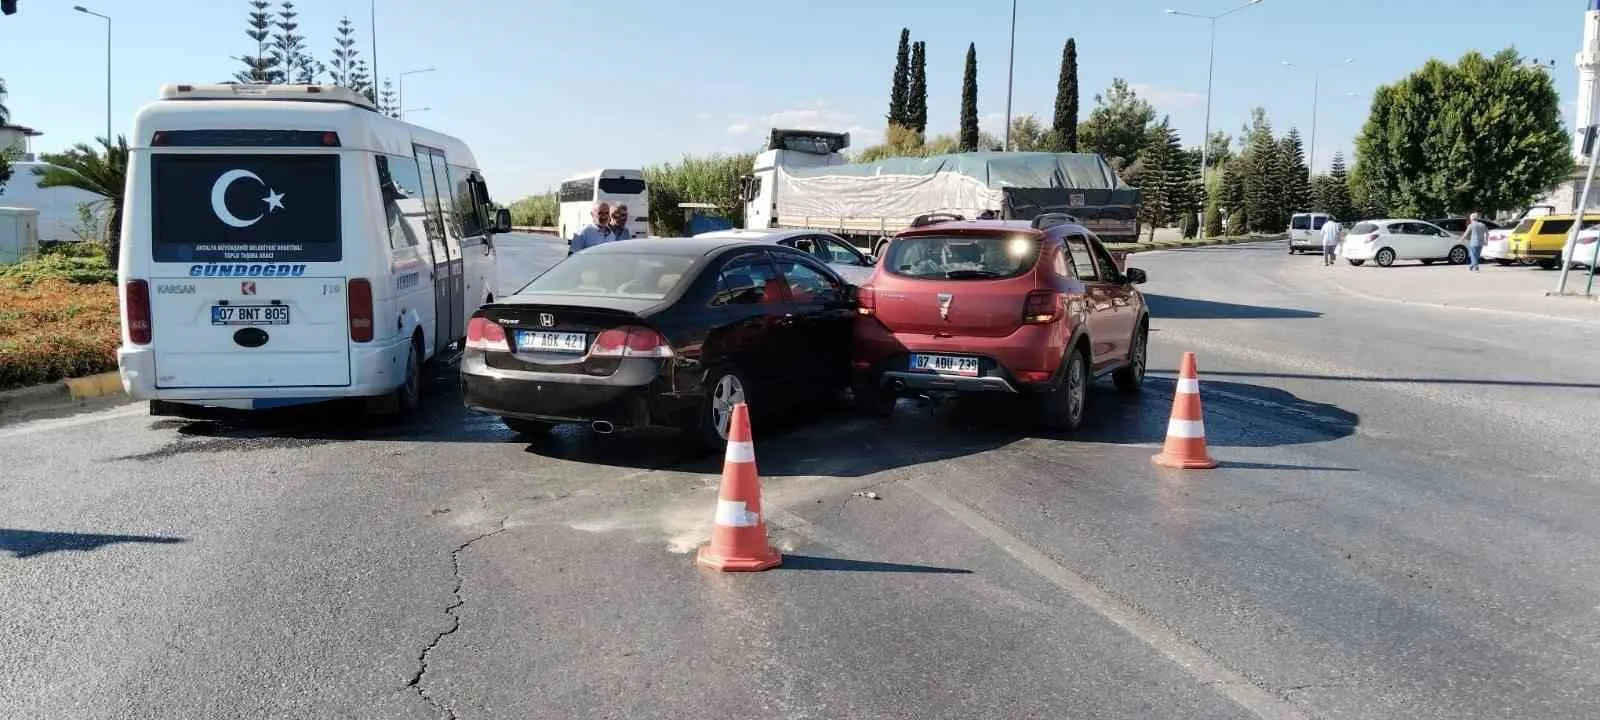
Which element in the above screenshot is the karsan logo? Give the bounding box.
[188,263,308,278]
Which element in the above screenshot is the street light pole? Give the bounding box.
[401,107,430,120]
[74,5,111,145]
[369,0,380,89]
[397,67,435,118]
[1004,0,1018,151]
[1282,58,1351,176]
[1165,0,1264,232]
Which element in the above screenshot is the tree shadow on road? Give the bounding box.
[1145,293,1322,320]
[0,528,186,559]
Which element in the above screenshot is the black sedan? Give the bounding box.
[461,237,858,447]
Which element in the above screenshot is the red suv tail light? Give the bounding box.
[591,326,674,358]
[347,278,374,343]
[124,279,152,345]
[856,286,876,316]
[465,316,507,351]
[1023,290,1059,324]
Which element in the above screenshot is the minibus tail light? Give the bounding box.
[348,278,374,343]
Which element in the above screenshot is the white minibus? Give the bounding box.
[556,168,650,241]
[119,83,512,416]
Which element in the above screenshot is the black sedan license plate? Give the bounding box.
[212,305,290,326]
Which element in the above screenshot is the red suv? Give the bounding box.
[851,213,1149,431]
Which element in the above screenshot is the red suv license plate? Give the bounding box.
[911,353,979,377]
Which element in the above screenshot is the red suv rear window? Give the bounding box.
[883,234,1040,280]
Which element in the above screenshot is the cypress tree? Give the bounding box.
[908,41,928,134]
[960,43,979,152]
[1052,38,1079,152]
[888,28,911,126]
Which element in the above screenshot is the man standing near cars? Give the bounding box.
[569,201,614,254]
[1320,216,1341,266]
[609,204,634,240]
[1462,211,1487,272]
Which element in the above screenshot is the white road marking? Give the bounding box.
[0,403,144,440]
[908,477,1311,720]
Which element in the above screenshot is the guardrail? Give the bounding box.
[510,226,561,236]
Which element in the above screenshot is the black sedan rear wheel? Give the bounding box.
[698,368,751,450]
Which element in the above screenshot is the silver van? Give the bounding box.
[1289,212,1337,253]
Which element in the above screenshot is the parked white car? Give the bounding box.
[693,228,876,284]
[1562,227,1600,270]
[1341,218,1470,267]
[1482,226,1513,264]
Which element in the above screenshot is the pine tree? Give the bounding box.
[1277,128,1311,219]
[888,28,911,127]
[1328,150,1354,219]
[271,1,320,84]
[378,77,399,117]
[1241,112,1279,233]
[328,16,361,88]
[959,43,979,152]
[1052,38,1079,152]
[908,41,928,134]
[1137,119,1184,240]
[349,59,374,102]
[234,0,280,83]
[1171,147,1203,238]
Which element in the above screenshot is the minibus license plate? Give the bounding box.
[910,353,979,376]
[516,330,588,353]
[212,305,290,326]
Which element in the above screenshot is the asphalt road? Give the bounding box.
[3,237,1598,719]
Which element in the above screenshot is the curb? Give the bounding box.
[0,371,125,419]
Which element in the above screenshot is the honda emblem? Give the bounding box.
[538,312,555,327]
[937,292,953,320]
[241,281,256,295]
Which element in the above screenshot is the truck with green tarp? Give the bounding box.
[739,129,1141,257]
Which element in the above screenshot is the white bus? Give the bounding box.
[556,168,650,241]
[118,83,512,417]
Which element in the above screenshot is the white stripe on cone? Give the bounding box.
[1176,378,1200,394]
[1167,418,1205,439]
[713,499,761,528]
[725,440,755,464]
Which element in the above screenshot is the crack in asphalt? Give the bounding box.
[407,517,509,719]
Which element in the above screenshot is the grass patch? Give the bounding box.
[0,278,121,390]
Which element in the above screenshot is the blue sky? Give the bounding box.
[0,0,1587,202]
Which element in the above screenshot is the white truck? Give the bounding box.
[739,129,1141,257]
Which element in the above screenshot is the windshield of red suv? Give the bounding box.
[883,234,1040,280]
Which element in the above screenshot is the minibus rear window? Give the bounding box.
[150,153,342,263]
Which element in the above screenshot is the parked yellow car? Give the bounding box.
[1506,213,1600,269]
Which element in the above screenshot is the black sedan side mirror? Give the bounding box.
[1125,267,1148,285]
[843,284,861,304]
[490,207,513,234]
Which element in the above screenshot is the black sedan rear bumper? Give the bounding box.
[460,354,698,430]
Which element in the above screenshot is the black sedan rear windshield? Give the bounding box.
[884,234,1039,280]
[517,252,695,299]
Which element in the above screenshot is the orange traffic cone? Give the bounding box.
[697,402,782,572]
[1152,351,1219,470]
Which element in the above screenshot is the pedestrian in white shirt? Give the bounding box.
[569,202,615,254]
[1320,217,1341,266]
